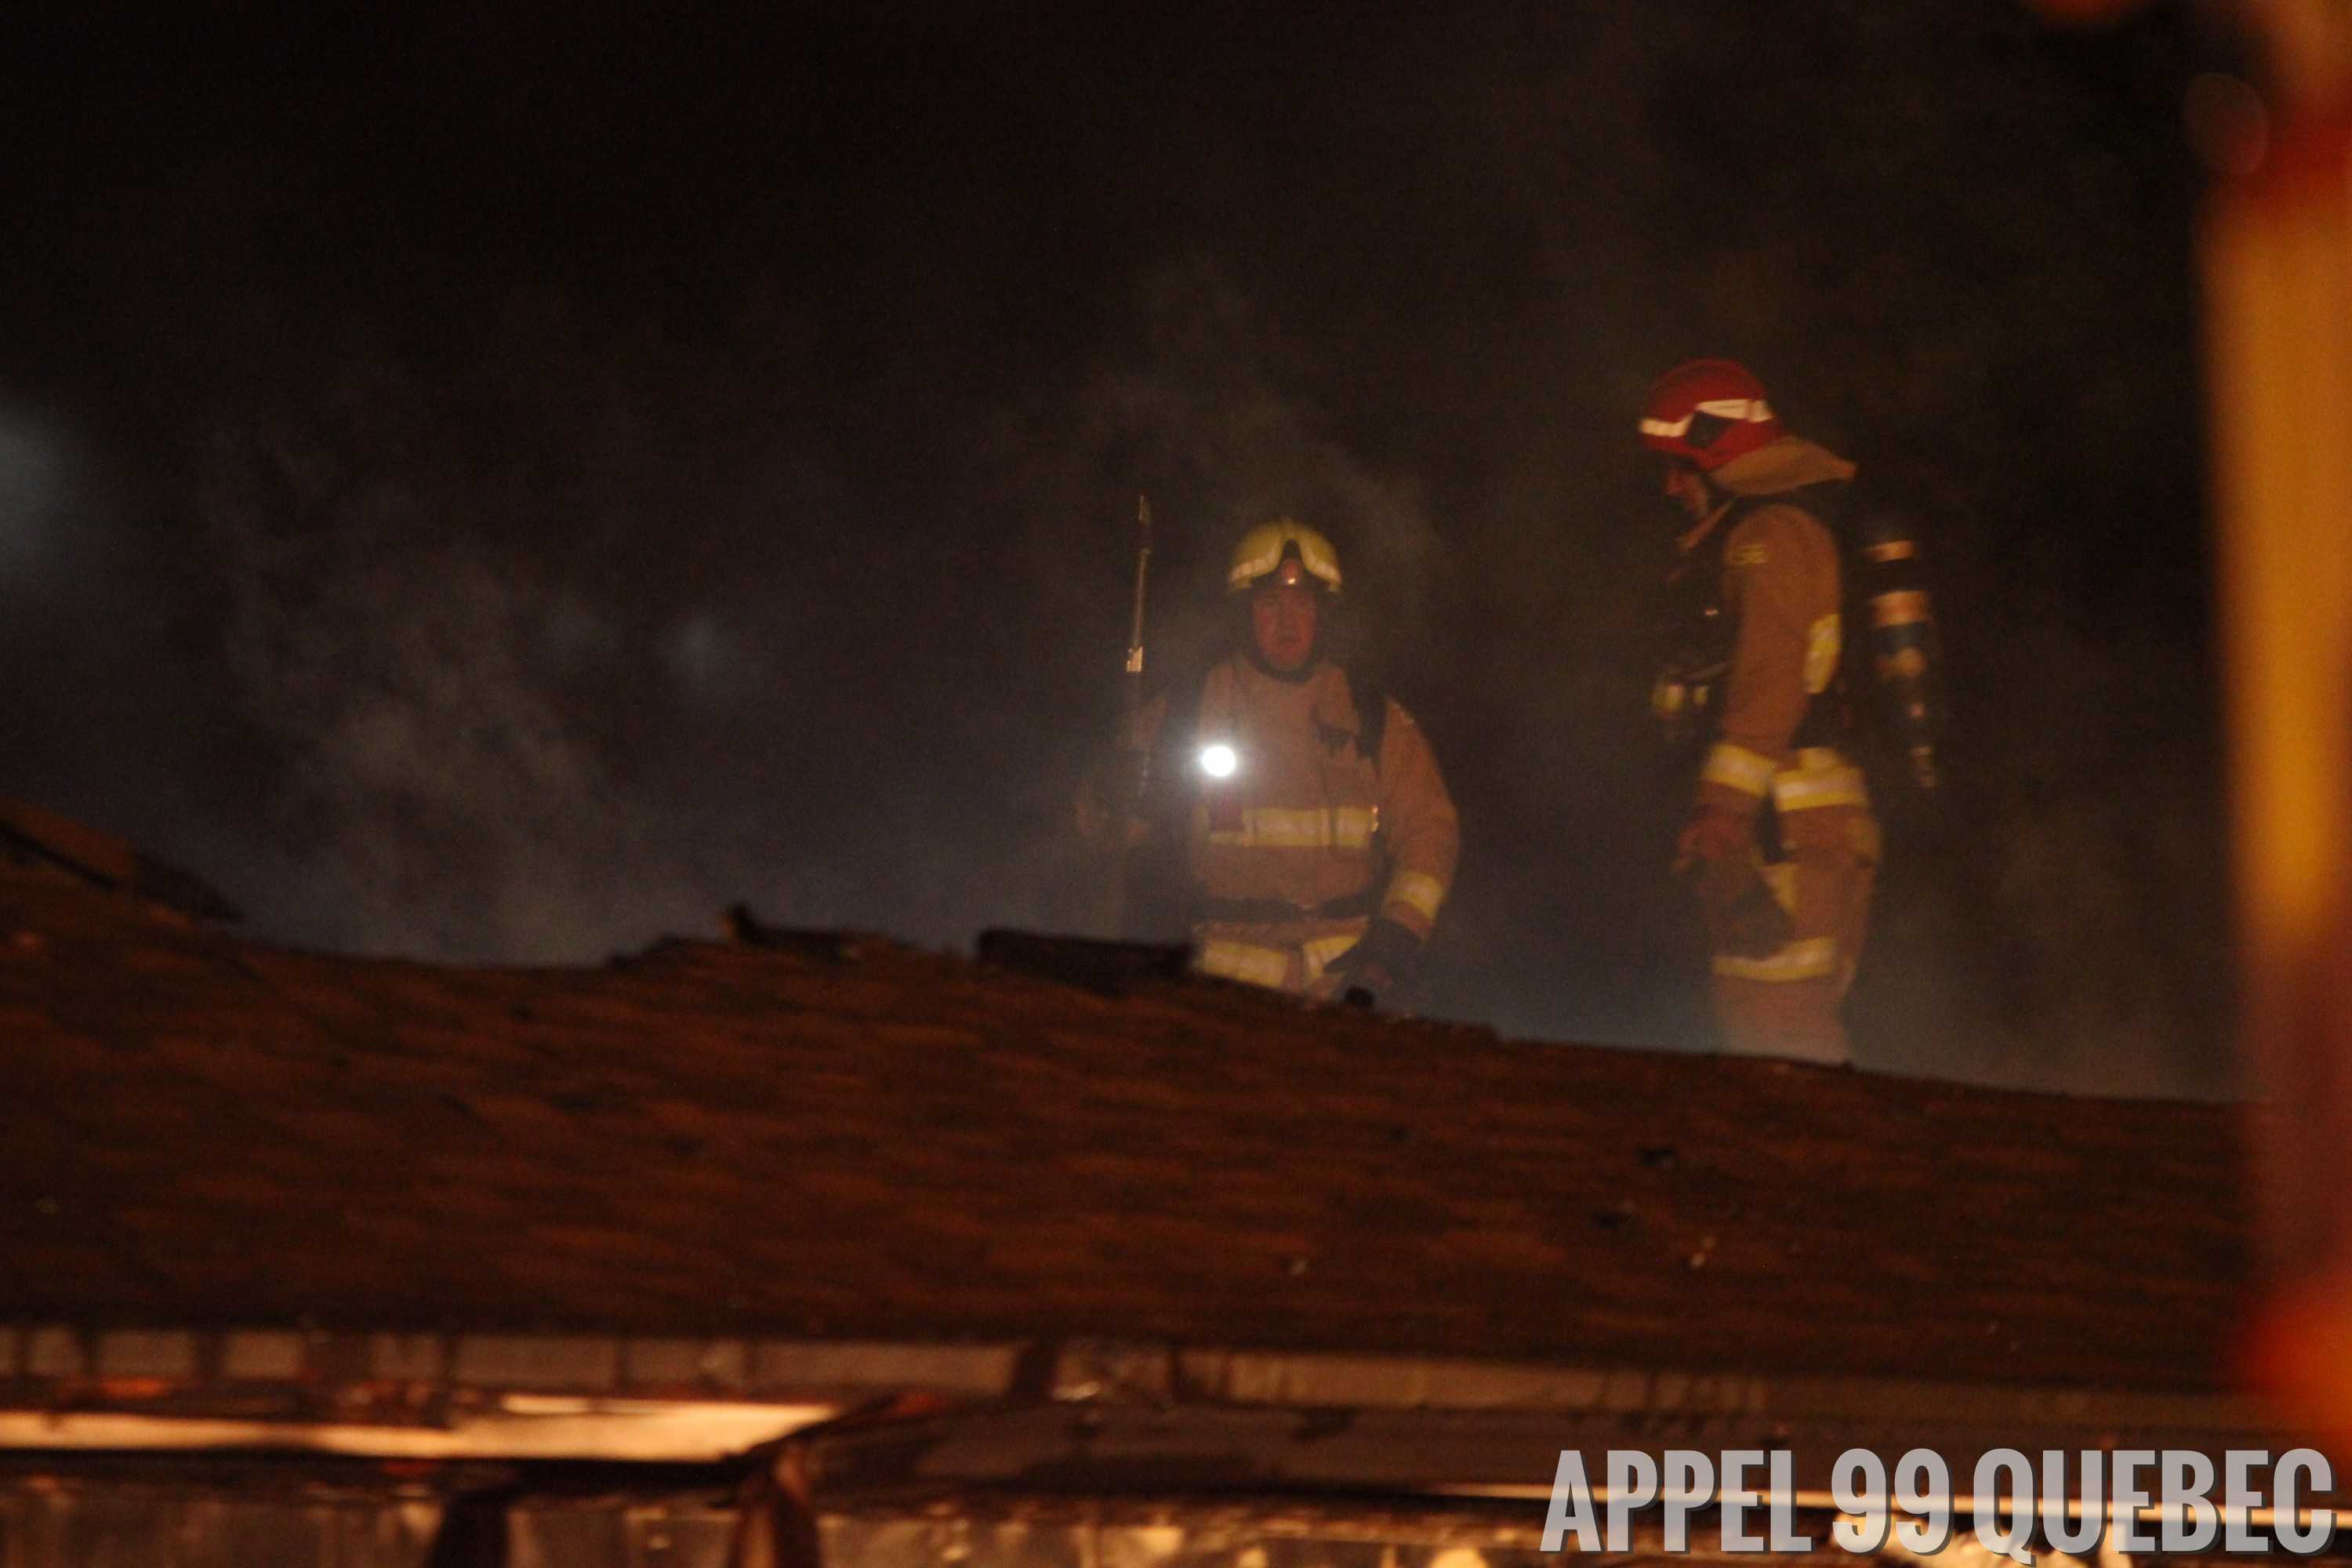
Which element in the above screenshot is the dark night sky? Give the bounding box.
[0,3,2233,1094]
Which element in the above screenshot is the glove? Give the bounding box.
[1675,808,1792,960]
[1704,873,1796,959]
[1675,805,1754,870]
[1324,916,1423,998]
[1076,746,1154,848]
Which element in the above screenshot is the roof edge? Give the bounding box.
[0,1325,2284,1461]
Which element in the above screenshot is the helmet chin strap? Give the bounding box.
[1675,492,1738,559]
[1243,637,1324,683]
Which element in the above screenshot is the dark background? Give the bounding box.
[0,3,2233,1094]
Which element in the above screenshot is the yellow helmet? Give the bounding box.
[1226,517,1342,597]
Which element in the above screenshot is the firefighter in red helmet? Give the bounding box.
[1640,360,1881,1063]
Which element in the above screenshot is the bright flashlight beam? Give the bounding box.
[1199,743,1238,779]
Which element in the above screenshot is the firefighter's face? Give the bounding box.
[1662,461,1713,524]
[1251,582,1320,673]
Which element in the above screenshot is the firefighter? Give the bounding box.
[1081,518,1459,1004]
[1640,360,1881,1062]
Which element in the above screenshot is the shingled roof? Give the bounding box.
[0,859,2263,1472]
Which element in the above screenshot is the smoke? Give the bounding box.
[0,401,72,583]
[0,1,2235,1096]
[1007,259,1443,669]
[1853,590,2236,1097]
[173,281,1246,964]
[194,336,727,960]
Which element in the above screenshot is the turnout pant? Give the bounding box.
[1706,800,1879,1064]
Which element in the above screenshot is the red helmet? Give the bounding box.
[1639,359,1784,471]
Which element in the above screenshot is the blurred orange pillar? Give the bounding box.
[2202,0,2352,1442]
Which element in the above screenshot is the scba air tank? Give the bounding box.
[1851,507,1944,792]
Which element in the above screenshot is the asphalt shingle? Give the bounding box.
[0,868,2245,1392]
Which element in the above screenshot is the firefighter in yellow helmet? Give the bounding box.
[1082,519,1460,1003]
[1641,360,1881,1063]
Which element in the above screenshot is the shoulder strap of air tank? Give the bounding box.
[1744,479,1855,538]
[1347,668,1388,770]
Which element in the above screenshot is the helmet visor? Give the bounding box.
[1228,520,1343,595]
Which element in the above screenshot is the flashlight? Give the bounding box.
[1198,742,1239,779]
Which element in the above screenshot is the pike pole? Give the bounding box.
[1114,494,1182,940]
[1126,495,1152,739]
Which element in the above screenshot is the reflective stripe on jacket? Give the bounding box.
[1692,437,1864,822]
[1109,655,1460,991]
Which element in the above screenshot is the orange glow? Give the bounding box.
[2205,0,2352,1458]
[2245,1269,2352,1455]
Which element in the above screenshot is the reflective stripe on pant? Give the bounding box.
[1708,800,1879,1063]
[1195,924,1367,994]
[1196,939,1293,989]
